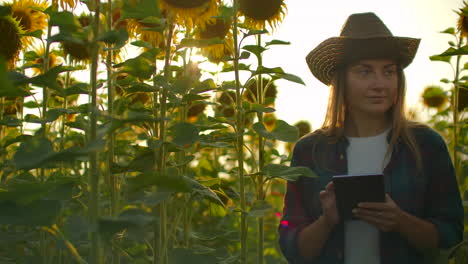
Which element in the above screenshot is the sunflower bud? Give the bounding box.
[422,85,448,109]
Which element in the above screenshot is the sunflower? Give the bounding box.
[9,0,48,48]
[0,15,23,69]
[294,120,311,138]
[30,46,62,75]
[195,17,234,63]
[422,85,448,109]
[60,14,94,63]
[159,0,219,29]
[187,103,206,122]
[457,1,468,40]
[243,76,277,106]
[58,0,78,9]
[238,0,287,31]
[127,19,165,49]
[216,91,235,117]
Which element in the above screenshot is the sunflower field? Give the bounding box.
[0,0,466,263]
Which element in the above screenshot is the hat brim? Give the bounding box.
[306,36,421,86]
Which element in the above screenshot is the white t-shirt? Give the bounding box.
[344,127,391,264]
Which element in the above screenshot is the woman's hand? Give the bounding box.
[319,182,339,229]
[352,193,403,232]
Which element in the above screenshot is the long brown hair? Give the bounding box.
[320,64,424,175]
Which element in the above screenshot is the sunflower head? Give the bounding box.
[60,14,93,63]
[239,0,287,31]
[263,112,277,130]
[58,0,78,9]
[0,15,24,69]
[457,2,468,40]
[30,47,62,75]
[187,103,207,122]
[159,0,219,29]
[196,17,234,63]
[422,85,448,109]
[294,120,311,138]
[216,91,235,117]
[9,0,48,48]
[243,77,277,106]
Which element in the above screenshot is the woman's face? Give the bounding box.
[344,58,398,118]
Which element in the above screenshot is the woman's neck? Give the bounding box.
[344,113,391,137]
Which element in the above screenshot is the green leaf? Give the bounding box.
[438,46,468,57]
[273,72,306,85]
[0,116,22,127]
[243,29,268,38]
[0,200,61,226]
[242,45,267,58]
[168,248,218,264]
[185,177,225,206]
[265,39,290,46]
[127,169,192,192]
[248,200,273,217]
[440,27,455,35]
[242,101,275,114]
[429,55,451,63]
[169,122,200,147]
[0,67,29,97]
[130,40,153,49]
[98,209,154,241]
[262,164,317,181]
[121,0,161,20]
[114,55,155,80]
[65,82,90,95]
[253,120,299,142]
[20,29,43,39]
[98,29,129,50]
[0,6,11,16]
[47,10,79,32]
[13,137,54,170]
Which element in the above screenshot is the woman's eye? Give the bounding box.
[384,69,396,76]
[359,69,371,75]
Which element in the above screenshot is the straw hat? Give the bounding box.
[305,12,420,86]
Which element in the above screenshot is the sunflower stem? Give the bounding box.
[89,0,102,262]
[453,35,461,182]
[155,16,174,264]
[255,33,265,264]
[105,0,120,263]
[233,1,247,263]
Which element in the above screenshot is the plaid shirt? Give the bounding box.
[278,125,464,264]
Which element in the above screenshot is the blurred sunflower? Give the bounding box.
[238,0,286,31]
[286,120,312,153]
[30,46,63,75]
[127,19,165,49]
[196,17,233,63]
[422,85,448,109]
[263,112,276,130]
[58,0,78,9]
[216,91,235,117]
[0,15,24,69]
[457,1,468,40]
[187,103,206,122]
[9,0,48,47]
[243,77,277,106]
[60,13,96,63]
[294,120,311,138]
[159,0,219,29]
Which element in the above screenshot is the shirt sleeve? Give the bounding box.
[423,132,464,249]
[278,141,317,263]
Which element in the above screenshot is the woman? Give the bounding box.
[278,12,463,264]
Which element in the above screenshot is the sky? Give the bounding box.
[265,0,463,130]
